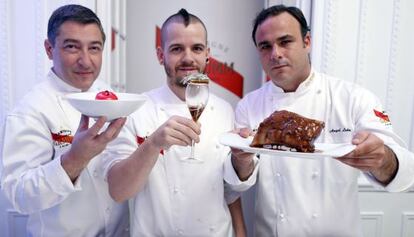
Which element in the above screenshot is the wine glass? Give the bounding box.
[184,73,209,160]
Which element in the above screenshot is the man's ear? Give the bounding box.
[44,39,53,60]
[303,32,311,50]
[156,47,164,65]
[206,47,210,60]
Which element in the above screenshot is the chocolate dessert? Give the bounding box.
[250,110,324,152]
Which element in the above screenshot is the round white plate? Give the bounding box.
[65,92,147,121]
[219,132,356,159]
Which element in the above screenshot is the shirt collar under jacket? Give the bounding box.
[268,68,316,95]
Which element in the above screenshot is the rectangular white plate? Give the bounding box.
[219,132,356,159]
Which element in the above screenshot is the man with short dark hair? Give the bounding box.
[230,4,414,236]
[0,4,129,237]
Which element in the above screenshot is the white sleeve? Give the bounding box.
[223,152,259,192]
[221,98,261,192]
[383,144,414,191]
[0,114,78,214]
[100,116,139,180]
[234,97,251,129]
[363,144,414,192]
[354,88,414,191]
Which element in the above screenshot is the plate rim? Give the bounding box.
[218,132,356,158]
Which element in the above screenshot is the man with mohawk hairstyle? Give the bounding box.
[102,8,250,236]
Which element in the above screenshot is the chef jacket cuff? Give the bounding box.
[101,153,127,181]
[224,184,242,204]
[363,144,414,192]
[43,156,81,194]
[382,145,414,192]
[223,153,259,192]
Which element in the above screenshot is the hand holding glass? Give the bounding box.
[185,78,209,160]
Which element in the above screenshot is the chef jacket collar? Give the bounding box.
[157,85,213,112]
[48,69,85,93]
[157,84,186,106]
[269,69,316,95]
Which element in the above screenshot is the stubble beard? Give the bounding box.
[164,64,205,88]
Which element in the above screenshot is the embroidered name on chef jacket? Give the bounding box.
[329,127,352,133]
[51,129,73,148]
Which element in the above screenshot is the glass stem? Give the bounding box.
[191,139,195,158]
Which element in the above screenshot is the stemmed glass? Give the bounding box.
[184,73,210,160]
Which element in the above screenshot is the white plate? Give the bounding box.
[219,132,356,159]
[65,92,147,121]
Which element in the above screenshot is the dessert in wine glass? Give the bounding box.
[184,73,209,160]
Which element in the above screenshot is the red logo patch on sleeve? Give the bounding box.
[51,130,73,148]
[373,109,391,124]
[136,135,164,155]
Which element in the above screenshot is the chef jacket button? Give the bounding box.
[311,171,319,179]
[177,229,184,235]
[173,187,179,194]
[215,144,220,149]
[279,213,285,221]
[209,225,216,232]
[93,170,98,177]
[312,213,318,218]
[105,207,110,213]
[275,172,281,177]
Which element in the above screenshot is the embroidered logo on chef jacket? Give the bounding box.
[136,135,164,155]
[373,109,392,126]
[51,130,73,148]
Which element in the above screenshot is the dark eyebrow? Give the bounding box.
[90,41,103,46]
[277,34,294,42]
[257,34,296,47]
[193,43,206,48]
[257,40,270,48]
[62,39,79,44]
[168,43,183,49]
[62,39,103,46]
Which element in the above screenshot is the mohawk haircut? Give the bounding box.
[160,8,208,47]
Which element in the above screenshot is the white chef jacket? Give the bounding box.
[102,85,242,237]
[234,70,414,237]
[0,71,129,237]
